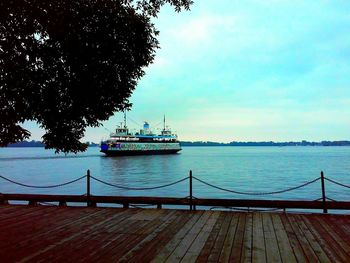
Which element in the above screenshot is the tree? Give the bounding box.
[0,0,192,153]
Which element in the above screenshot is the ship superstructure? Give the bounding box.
[100,114,181,156]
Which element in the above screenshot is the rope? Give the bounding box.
[209,206,282,212]
[90,176,189,190]
[39,202,58,206]
[130,204,156,208]
[324,177,350,188]
[0,175,86,188]
[314,197,337,202]
[192,176,320,195]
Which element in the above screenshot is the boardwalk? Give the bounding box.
[0,205,350,262]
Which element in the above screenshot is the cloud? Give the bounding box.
[171,15,239,46]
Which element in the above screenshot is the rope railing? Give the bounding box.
[90,175,189,191]
[1,171,347,195]
[324,177,350,189]
[0,174,86,188]
[0,169,348,213]
[192,176,320,195]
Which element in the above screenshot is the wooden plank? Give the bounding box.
[0,207,51,240]
[0,207,63,249]
[78,223,135,260]
[129,211,197,263]
[291,214,330,262]
[195,212,225,262]
[228,213,247,262]
[270,214,297,263]
[93,210,171,260]
[261,213,281,262]
[107,210,178,261]
[16,207,111,243]
[329,214,350,237]
[20,208,121,261]
[1,194,191,206]
[252,212,266,263]
[181,211,220,262]
[0,205,27,217]
[59,209,143,262]
[129,209,165,220]
[240,212,252,263]
[316,215,350,255]
[151,211,204,263]
[301,215,349,262]
[283,213,319,262]
[0,206,74,230]
[279,213,308,262]
[0,206,53,230]
[18,208,130,262]
[3,194,350,210]
[1,207,99,261]
[218,213,239,263]
[54,209,152,262]
[166,211,212,262]
[0,206,101,252]
[206,212,232,262]
[118,210,185,262]
[192,198,350,210]
[84,209,145,261]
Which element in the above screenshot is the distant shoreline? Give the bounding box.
[3,140,350,148]
[181,141,350,147]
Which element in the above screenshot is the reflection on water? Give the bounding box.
[0,147,349,206]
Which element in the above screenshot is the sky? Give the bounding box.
[25,0,350,143]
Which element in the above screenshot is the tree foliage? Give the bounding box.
[0,0,192,153]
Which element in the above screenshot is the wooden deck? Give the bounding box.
[0,205,350,262]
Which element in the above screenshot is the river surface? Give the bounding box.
[0,147,349,211]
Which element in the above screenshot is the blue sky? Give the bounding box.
[26,0,350,142]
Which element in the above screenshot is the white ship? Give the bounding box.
[100,114,181,156]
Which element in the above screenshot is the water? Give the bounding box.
[0,147,349,210]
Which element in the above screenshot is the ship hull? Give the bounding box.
[100,142,181,156]
[101,149,181,156]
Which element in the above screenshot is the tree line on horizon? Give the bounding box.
[181,141,350,146]
[5,140,350,147]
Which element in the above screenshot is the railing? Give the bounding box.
[0,170,349,213]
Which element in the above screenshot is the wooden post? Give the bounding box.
[59,201,67,207]
[0,199,9,205]
[28,200,38,206]
[0,194,8,205]
[87,169,91,207]
[321,171,328,214]
[189,170,193,211]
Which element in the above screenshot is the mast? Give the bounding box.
[163,115,166,131]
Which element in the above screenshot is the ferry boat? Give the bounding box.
[100,115,181,156]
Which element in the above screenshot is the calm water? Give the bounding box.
[0,146,349,205]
